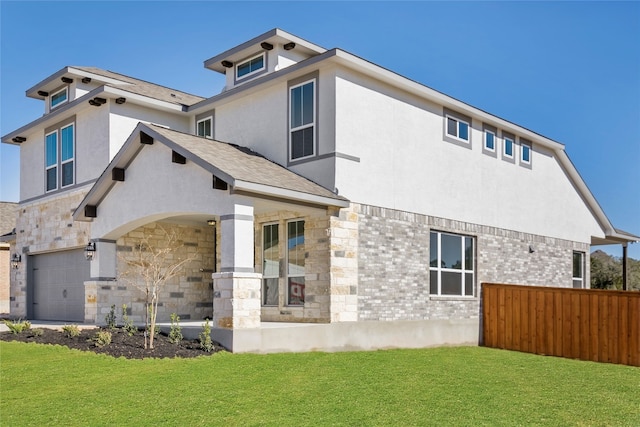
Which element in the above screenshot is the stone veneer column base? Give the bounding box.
[212,272,261,329]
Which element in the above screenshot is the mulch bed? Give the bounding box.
[0,327,225,359]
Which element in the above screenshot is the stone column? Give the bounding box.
[213,202,261,329]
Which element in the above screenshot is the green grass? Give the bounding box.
[1,343,638,426]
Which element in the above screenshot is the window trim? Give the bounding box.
[261,222,280,307]
[45,130,58,192]
[443,108,472,150]
[484,129,496,152]
[44,120,75,193]
[429,230,476,298]
[288,77,317,163]
[286,219,305,306]
[59,123,75,188]
[482,123,498,157]
[445,114,470,143]
[235,52,266,82]
[520,138,532,168]
[572,251,585,289]
[50,87,68,110]
[501,131,516,163]
[196,116,213,139]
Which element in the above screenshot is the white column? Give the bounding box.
[90,239,117,280]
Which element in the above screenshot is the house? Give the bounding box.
[2,29,638,353]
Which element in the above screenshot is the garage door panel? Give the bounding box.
[32,249,89,322]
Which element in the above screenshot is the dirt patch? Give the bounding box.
[0,327,225,359]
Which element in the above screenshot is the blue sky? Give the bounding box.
[1,1,639,259]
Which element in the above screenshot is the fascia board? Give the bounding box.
[2,86,106,144]
[26,66,73,99]
[25,66,132,99]
[102,86,187,112]
[233,180,349,208]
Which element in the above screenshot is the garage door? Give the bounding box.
[32,249,89,322]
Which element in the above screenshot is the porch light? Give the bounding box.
[207,219,216,226]
[11,253,21,269]
[85,241,96,261]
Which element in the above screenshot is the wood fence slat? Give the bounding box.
[481,283,639,367]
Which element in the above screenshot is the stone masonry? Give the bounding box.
[356,203,590,322]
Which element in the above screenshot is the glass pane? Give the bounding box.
[302,127,314,157]
[62,161,73,187]
[465,273,474,296]
[505,139,513,156]
[302,82,314,125]
[287,221,305,275]
[458,121,469,141]
[51,89,67,107]
[485,132,494,150]
[447,117,457,137]
[61,125,73,161]
[197,121,205,136]
[46,133,57,166]
[46,167,57,191]
[572,279,583,289]
[522,145,530,162]
[262,277,279,306]
[237,61,251,78]
[573,252,583,278]
[291,129,304,159]
[464,237,473,270]
[263,224,279,277]
[288,276,305,306]
[429,232,438,267]
[291,86,302,128]
[204,119,211,137]
[430,270,438,294]
[441,234,462,269]
[442,271,462,295]
[251,56,264,72]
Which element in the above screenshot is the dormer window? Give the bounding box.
[50,87,68,109]
[236,53,265,81]
[197,116,213,139]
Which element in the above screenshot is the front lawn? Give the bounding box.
[1,342,638,426]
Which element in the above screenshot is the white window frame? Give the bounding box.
[60,123,75,188]
[286,219,305,306]
[445,114,470,143]
[429,231,475,297]
[236,53,266,81]
[520,141,532,164]
[484,129,496,152]
[503,136,515,159]
[572,251,585,289]
[262,222,280,307]
[196,116,213,139]
[289,79,316,162]
[45,130,58,192]
[50,87,68,109]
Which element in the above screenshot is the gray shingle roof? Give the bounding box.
[147,124,346,202]
[74,67,205,107]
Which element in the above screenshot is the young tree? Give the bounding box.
[118,224,196,349]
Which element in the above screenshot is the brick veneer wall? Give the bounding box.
[356,204,589,322]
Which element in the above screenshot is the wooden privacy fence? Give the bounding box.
[482,283,640,367]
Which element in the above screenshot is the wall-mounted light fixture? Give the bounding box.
[115,97,126,104]
[207,219,217,226]
[283,42,296,50]
[11,253,21,269]
[85,241,96,261]
[61,77,73,84]
[221,60,233,68]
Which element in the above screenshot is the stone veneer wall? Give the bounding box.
[10,188,92,318]
[356,204,590,322]
[95,221,215,324]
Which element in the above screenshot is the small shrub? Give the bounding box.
[30,328,44,337]
[62,324,81,338]
[168,313,183,344]
[105,305,117,330]
[199,320,214,352]
[4,319,31,334]
[121,304,137,336]
[93,330,112,347]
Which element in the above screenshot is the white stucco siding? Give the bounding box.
[334,71,603,243]
[75,105,110,185]
[19,129,45,201]
[108,102,190,161]
[91,142,247,239]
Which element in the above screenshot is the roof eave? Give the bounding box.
[233,180,349,208]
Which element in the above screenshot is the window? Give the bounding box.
[196,117,212,139]
[236,53,265,80]
[429,231,475,297]
[287,220,305,306]
[521,142,531,164]
[504,136,514,158]
[289,80,315,160]
[45,122,75,192]
[484,129,496,152]
[50,87,68,109]
[446,115,469,142]
[262,224,279,306]
[572,251,584,289]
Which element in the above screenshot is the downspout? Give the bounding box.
[622,242,628,291]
